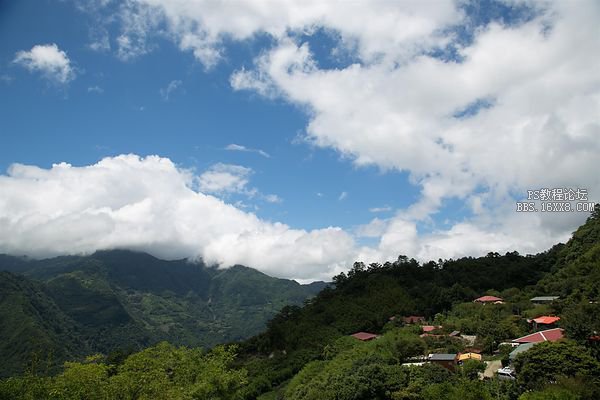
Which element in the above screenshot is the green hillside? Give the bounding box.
[231,206,600,399]
[0,250,325,377]
[0,272,86,377]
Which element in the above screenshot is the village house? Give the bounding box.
[428,353,458,371]
[509,342,536,363]
[457,352,482,363]
[512,327,564,344]
[529,316,560,331]
[421,325,442,333]
[530,296,560,304]
[350,332,378,341]
[474,295,504,304]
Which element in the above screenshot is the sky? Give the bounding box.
[0,0,598,282]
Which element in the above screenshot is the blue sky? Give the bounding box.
[0,0,421,231]
[0,0,598,281]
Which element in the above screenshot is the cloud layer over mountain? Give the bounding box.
[0,155,355,281]
[2,1,598,281]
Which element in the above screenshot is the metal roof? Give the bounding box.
[429,353,457,361]
[530,296,560,301]
[509,343,536,360]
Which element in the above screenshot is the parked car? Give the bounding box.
[497,367,516,380]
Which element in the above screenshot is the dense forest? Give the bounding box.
[0,251,325,377]
[1,205,599,399]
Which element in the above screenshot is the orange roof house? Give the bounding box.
[474,295,503,303]
[530,316,561,331]
[350,332,378,341]
[512,328,564,344]
[532,316,560,325]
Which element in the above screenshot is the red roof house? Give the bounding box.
[474,295,503,303]
[350,332,378,341]
[532,316,560,325]
[530,316,560,331]
[422,325,442,333]
[512,328,564,344]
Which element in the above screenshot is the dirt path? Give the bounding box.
[483,360,502,379]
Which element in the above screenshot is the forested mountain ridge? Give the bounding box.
[233,206,600,399]
[0,206,598,399]
[0,250,326,377]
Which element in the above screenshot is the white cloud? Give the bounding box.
[111,1,598,222]
[369,206,392,213]
[115,1,161,61]
[112,0,460,68]
[227,1,600,260]
[198,163,253,195]
[338,191,347,201]
[354,218,388,238]
[89,30,111,52]
[0,155,352,281]
[225,143,270,158]
[87,85,104,94]
[30,1,598,277]
[197,163,282,204]
[0,156,592,282]
[13,44,76,84]
[160,79,183,100]
[264,194,282,204]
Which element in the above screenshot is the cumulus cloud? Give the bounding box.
[17,1,598,278]
[225,143,270,158]
[111,1,598,201]
[111,0,460,68]
[197,163,282,204]
[198,163,253,195]
[0,155,352,281]
[227,1,600,260]
[0,155,591,282]
[13,44,76,84]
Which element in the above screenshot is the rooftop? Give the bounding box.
[350,332,378,341]
[530,296,560,302]
[533,316,560,325]
[513,328,564,344]
[422,325,441,333]
[475,295,503,303]
[509,342,536,360]
[429,353,457,361]
[458,352,482,361]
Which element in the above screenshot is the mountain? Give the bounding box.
[232,206,600,398]
[0,250,326,377]
[0,272,86,377]
[535,207,600,301]
[1,207,598,399]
